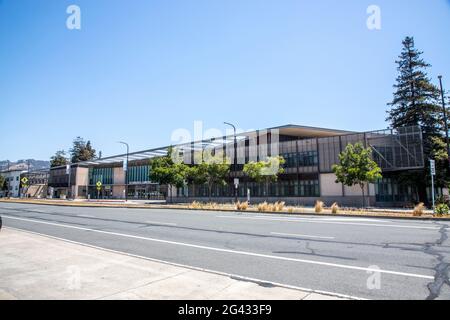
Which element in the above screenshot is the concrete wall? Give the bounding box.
[73,167,89,198]
[112,167,125,198]
[319,173,343,196]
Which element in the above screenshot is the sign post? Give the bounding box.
[233,178,239,203]
[66,164,71,200]
[21,177,28,198]
[430,159,436,214]
[96,181,102,200]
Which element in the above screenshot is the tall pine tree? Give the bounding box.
[70,137,97,163]
[387,36,447,202]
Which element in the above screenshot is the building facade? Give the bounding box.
[0,169,27,198]
[46,124,425,207]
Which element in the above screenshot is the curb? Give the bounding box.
[1,199,450,221]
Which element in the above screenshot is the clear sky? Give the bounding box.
[1,0,449,161]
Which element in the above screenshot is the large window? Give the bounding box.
[375,178,418,203]
[89,167,113,185]
[127,165,150,183]
[280,151,318,168]
[189,179,319,198]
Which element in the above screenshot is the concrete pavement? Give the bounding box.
[0,228,343,300]
[0,202,449,299]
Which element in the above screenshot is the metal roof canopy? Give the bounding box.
[51,124,388,169]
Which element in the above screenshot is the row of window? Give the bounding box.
[184,180,320,198]
[375,178,419,203]
[280,151,318,168]
[89,167,113,185]
[127,165,151,183]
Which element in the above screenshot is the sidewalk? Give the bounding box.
[0,228,347,300]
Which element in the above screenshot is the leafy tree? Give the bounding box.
[332,143,382,207]
[70,137,97,163]
[200,151,231,202]
[50,150,68,168]
[243,156,285,199]
[386,36,446,202]
[149,148,188,202]
[0,175,6,193]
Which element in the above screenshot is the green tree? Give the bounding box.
[50,150,68,168]
[70,137,97,163]
[332,143,382,208]
[243,156,285,199]
[0,175,6,195]
[149,148,188,202]
[386,36,446,202]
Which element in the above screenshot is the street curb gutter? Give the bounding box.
[1,199,449,221]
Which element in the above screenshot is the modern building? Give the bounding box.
[0,169,27,198]
[46,124,426,207]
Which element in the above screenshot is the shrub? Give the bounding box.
[331,202,339,214]
[236,201,249,211]
[435,203,449,216]
[413,203,425,217]
[315,200,324,213]
[287,207,295,214]
[258,202,269,212]
[190,201,203,209]
[274,201,285,212]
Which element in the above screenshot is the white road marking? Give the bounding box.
[271,232,335,240]
[4,226,366,300]
[145,220,177,226]
[3,215,434,280]
[77,214,95,218]
[216,215,439,230]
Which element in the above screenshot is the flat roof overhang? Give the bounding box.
[49,124,362,169]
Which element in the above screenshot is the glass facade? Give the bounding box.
[188,179,319,198]
[127,165,150,184]
[375,177,418,203]
[281,151,318,168]
[89,167,113,185]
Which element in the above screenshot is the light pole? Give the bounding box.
[117,141,129,202]
[438,75,450,165]
[224,122,238,203]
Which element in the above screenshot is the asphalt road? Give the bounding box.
[1,202,449,300]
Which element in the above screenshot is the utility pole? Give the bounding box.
[7,160,10,198]
[224,122,238,203]
[118,141,129,202]
[438,75,449,165]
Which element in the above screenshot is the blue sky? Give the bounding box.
[1,0,449,161]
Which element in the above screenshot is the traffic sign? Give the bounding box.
[430,160,436,176]
[21,177,28,185]
[96,181,102,187]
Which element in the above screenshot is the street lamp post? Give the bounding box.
[438,75,450,165]
[117,141,129,202]
[224,122,238,204]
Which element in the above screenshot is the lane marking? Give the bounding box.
[145,220,177,226]
[270,232,335,240]
[3,226,366,300]
[216,215,440,230]
[77,214,95,218]
[2,215,434,280]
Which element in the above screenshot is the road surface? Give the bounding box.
[1,202,449,300]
